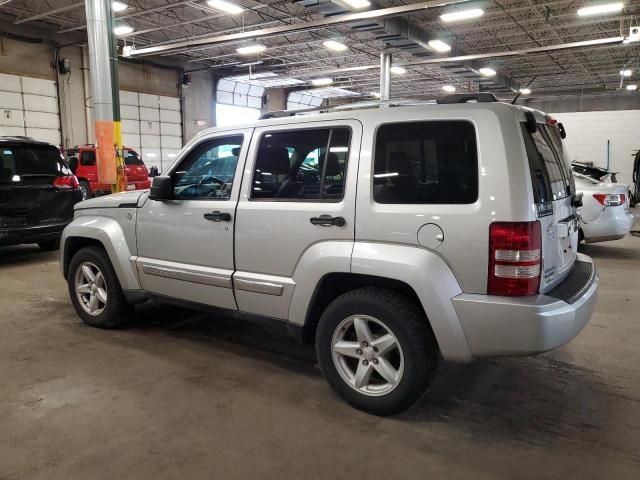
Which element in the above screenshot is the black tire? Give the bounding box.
[67,246,131,329]
[316,287,439,416]
[37,238,60,251]
[79,180,92,200]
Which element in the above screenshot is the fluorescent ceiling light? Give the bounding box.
[627,84,638,91]
[620,69,633,76]
[236,44,266,55]
[479,67,497,77]
[311,77,333,86]
[334,0,371,9]
[370,91,381,98]
[428,39,452,53]
[390,66,406,74]
[113,24,134,35]
[442,85,456,93]
[519,88,532,95]
[111,1,128,12]
[323,40,348,52]
[577,2,623,16]
[440,8,484,22]
[207,0,244,14]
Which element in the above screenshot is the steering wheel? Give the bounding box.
[199,176,231,196]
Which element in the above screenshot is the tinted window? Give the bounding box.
[373,121,478,204]
[80,150,96,166]
[251,127,350,201]
[124,150,144,166]
[173,135,242,200]
[0,145,69,182]
[522,124,573,203]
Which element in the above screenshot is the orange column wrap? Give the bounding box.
[95,120,117,184]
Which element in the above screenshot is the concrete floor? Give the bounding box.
[1,228,639,480]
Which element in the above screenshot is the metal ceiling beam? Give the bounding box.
[125,0,472,57]
[14,2,84,24]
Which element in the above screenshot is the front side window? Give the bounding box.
[251,127,351,201]
[373,121,478,204]
[172,135,243,200]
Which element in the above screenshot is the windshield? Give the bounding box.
[0,144,69,182]
[124,150,144,166]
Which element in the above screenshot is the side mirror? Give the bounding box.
[525,111,538,134]
[149,166,159,177]
[558,122,567,139]
[149,176,173,201]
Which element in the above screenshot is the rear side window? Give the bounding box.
[0,145,68,182]
[373,121,478,204]
[521,124,573,203]
[251,127,351,201]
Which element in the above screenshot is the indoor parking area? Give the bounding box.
[1,1,639,479]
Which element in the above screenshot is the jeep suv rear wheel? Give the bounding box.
[316,287,439,416]
[67,246,131,328]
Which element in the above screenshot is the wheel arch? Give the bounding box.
[60,217,140,291]
[295,242,473,363]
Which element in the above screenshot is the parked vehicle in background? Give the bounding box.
[60,95,599,415]
[65,146,151,199]
[574,173,634,243]
[571,162,618,183]
[0,136,82,250]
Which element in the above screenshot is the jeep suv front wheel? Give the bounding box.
[67,246,131,328]
[316,287,439,416]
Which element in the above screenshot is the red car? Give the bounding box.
[65,145,151,199]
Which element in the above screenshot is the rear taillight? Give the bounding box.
[53,175,80,189]
[593,193,625,207]
[488,221,542,296]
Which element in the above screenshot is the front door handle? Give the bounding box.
[204,211,232,222]
[310,215,346,227]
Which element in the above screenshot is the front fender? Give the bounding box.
[351,242,472,363]
[60,215,140,291]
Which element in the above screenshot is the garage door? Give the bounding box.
[0,73,61,146]
[120,90,182,171]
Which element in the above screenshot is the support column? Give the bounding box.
[84,0,125,192]
[379,51,391,101]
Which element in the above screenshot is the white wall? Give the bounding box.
[552,110,640,185]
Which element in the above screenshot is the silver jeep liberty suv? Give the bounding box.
[61,94,598,416]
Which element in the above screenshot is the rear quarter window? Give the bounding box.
[373,120,478,204]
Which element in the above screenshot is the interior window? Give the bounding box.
[251,127,350,201]
[373,121,478,204]
[172,135,243,200]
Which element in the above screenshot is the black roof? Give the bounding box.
[0,136,57,146]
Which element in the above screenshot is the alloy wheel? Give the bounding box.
[74,262,107,316]
[331,315,405,396]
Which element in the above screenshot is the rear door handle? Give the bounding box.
[204,211,232,222]
[310,215,346,227]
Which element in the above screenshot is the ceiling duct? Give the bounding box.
[294,0,519,92]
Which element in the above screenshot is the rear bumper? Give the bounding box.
[93,180,151,193]
[583,207,634,242]
[452,253,598,358]
[0,222,68,246]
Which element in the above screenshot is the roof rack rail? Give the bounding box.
[437,93,499,104]
[259,97,436,120]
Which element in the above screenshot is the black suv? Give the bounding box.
[0,137,82,250]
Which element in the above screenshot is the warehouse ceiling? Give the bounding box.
[1,0,639,99]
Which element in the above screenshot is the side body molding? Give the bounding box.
[350,242,472,363]
[60,215,141,291]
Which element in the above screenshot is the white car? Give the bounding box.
[575,174,635,243]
